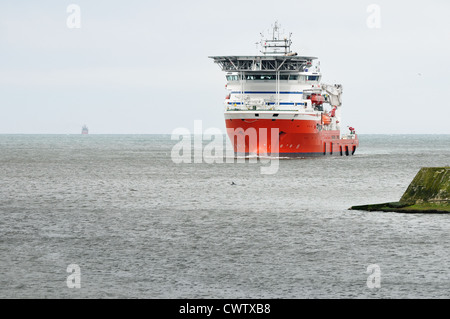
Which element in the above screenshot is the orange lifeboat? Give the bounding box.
[310,93,325,106]
[322,114,331,125]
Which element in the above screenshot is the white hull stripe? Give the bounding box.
[231,91,303,94]
[227,102,304,106]
[224,112,321,120]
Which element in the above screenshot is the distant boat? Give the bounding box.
[81,125,89,135]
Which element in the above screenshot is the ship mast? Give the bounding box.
[259,22,293,106]
[260,21,293,56]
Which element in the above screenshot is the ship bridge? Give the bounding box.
[210,22,324,112]
[209,55,322,112]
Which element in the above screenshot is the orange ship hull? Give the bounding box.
[225,118,359,157]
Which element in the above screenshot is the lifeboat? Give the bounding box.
[322,114,331,125]
[310,93,324,106]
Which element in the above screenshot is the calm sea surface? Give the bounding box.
[0,134,449,298]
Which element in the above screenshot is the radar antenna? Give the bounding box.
[260,21,295,56]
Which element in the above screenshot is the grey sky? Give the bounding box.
[0,0,449,134]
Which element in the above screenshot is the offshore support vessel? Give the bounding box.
[210,22,358,157]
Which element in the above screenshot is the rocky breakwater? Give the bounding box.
[350,167,450,214]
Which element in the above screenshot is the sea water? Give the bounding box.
[0,134,449,298]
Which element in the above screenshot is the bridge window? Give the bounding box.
[307,76,320,81]
[226,75,239,81]
[237,74,302,81]
[260,74,275,80]
[280,74,299,80]
[245,74,276,80]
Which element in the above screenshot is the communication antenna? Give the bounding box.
[259,21,293,56]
